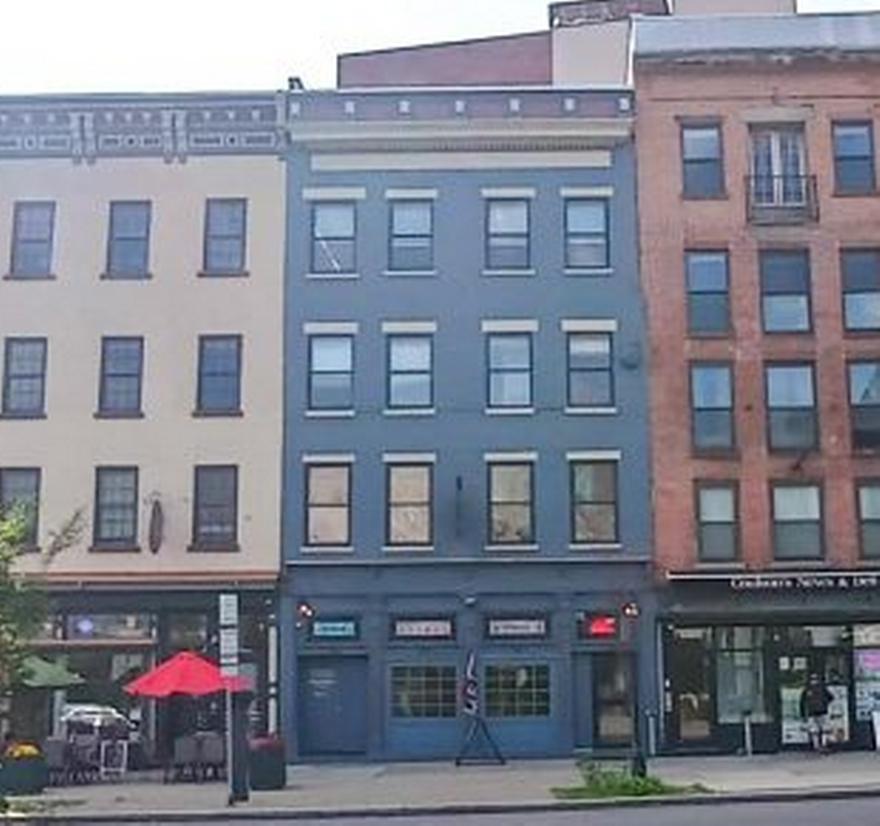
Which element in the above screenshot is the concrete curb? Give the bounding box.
[14,784,880,823]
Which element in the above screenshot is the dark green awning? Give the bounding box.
[20,656,84,689]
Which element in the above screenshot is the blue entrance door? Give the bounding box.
[298,656,368,756]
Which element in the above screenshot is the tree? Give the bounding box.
[0,506,85,692]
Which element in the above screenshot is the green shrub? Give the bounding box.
[552,761,707,800]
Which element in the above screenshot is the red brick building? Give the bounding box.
[635,12,880,753]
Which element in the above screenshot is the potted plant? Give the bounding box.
[0,740,48,796]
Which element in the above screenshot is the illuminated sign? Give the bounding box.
[311,619,359,640]
[578,613,619,640]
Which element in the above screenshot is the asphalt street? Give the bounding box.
[54,796,880,826]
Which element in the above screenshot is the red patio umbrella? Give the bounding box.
[124,651,249,698]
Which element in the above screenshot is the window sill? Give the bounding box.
[565,406,617,416]
[300,545,354,554]
[762,329,814,336]
[192,409,244,418]
[485,543,539,553]
[688,330,732,339]
[383,407,435,417]
[3,273,57,281]
[832,189,879,198]
[305,272,360,280]
[187,543,240,553]
[768,559,827,568]
[197,270,250,279]
[305,409,355,418]
[681,192,729,201]
[383,545,434,553]
[94,411,145,420]
[695,560,745,569]
[485,407,535,416]
[89,544,141,553]
[844,327,880,336]
[383,269,437,278]
[564,267,613,277]
[853,448,880,458]
[482,268,536,277]
[569,543,622,552]
[0,412,47,420]
[692,448,740,460]
[100,272,153,281]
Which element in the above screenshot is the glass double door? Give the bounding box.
[666,630,714,747]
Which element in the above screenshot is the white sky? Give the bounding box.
[1,0,878,95]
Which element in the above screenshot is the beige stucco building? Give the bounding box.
[0,93,285,749]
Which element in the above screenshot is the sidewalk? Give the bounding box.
[13,751,880,822]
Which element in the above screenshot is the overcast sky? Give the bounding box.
[2,0,879,95]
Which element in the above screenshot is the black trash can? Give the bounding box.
[248,736,286,791]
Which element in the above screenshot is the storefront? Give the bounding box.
[660,570,880,754]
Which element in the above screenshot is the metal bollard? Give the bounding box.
[742,710,753,757]
[646,711,658,757]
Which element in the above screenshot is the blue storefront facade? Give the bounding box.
[280,87,657,760]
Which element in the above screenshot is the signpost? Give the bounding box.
[218,593,241,805]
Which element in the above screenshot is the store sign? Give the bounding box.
[392,618,454,640]
[311,619,359,640]
[728,572,880,592]
[578,613,618,640]
[486,617,547,639]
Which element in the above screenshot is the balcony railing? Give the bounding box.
[745,175,818,225]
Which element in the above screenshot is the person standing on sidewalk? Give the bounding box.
[800,672,833,753]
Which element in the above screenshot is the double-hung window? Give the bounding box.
[2,338,47,417]
[771,483,823,560]
[387,335,432,410]
[93,467,139,549]
[690,363,734,451]
[389,201,433,272]
[386,462,432,548]
[107,201,151,277]
[305,462,351,548]
[0,468,40,548]
[488,460,534,546]
[765,363,817,451]
[567,333,613,409]
[309,335,354,411]
[564,199,609,270]
[848,361,880,450]
[842,249,880,332]
[192,465,238,550]
[760,249,811,333]
[10,201,55,277]
[486,199,529,270]
[99,337,143,416]
[570,459,618,544]
[203,198,247,274]
[196,335,242,414]
[833,121,876,195]
[695,481,738,562]
[686,251,730,335]
[487,332,532,410]
[312,202,356,275]
[681,124,724,198]
[857,481,880,559]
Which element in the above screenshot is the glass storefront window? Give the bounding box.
[67,614,153,640]
[391,665,457,718]
[167,614,208,652]
[485,664,550,717]
[716,626,764,649]
[716,649,771,723]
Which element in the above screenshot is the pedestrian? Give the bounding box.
[799,672,833,753]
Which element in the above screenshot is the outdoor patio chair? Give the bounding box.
[43,737,70,786]
[169,734,199,782]
[68,734,100,784]
[198,732,225,781]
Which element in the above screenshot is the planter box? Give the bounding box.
[248,738,286,791]
[0,756,48,795]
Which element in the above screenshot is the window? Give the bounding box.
[715,628,770,724]
[686,251,729,334]
[760,250,811,332]
[567,333,613,408]
[93,467,138,548]
[486,199,529,270]
[565,199,609,270]
[386,463,432,547]
[2,338,47,416]
[107,201,151,277]
[196,335,241,414]
[690,363,734,451]
[487,333,532,409]
[98,337,143,416]
[0,468,40,548]
[192,465,238,549]
[389,201,433,271]
[593,654,635,745]
[387,335,432,409]
[857,482,880,559]
[391,666,456,718]
[570,460,618,544]
[681,124,723,198]
[486,664,550,717]
[848,361,880,450]
[833,122,875,195]
[311,202,356,274]
[842,249,880,332]
[695,481,738,562]
[772,483,822,560]
[308,336,353,411]
[765,363,817,451]
[10,201,55,277]
[488,462,534,545]
[750,127,807,206]
[305,463,351,547]
[203,198,246,274]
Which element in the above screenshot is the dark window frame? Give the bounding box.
[386,334,433,410]
[106,200,152,278]
[488,461,535,546]
[570,459,619,544]
[564,198,610,270]
[842,248,880,332]
[856,478,880,559]
[485,198,531,271]
[759,249,812,334]
[304,463,352,548]
[2,337,47,417]
[93,466,139,550]
[10,201,55,277]
[98,336,144,417]
[694,479,739,562]
[390,664,457,718]
[689,361,735,452]
[566,332,614,409]
[486,332,533,409]
[832,120,876,196]
[191,465,239,551]
[485,663,550,718]
[386,463,433,548]
[685,249,730,335]
[765,362,818,453]
[847,359,880,451]
[202,198,247,275]
[0,467,41,549]
[388,200,434,272]
[311,201,357,275]
[196,334,242,415]
[681,122,725,199]
[308,334,354,411]
[770,481,824,561]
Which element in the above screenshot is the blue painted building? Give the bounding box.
[280,87,656,760]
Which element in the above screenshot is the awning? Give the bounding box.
[21,655,85,689]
